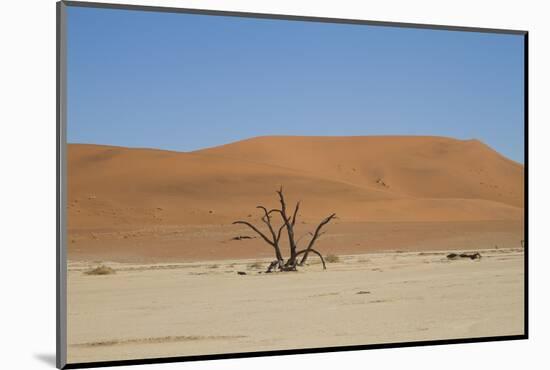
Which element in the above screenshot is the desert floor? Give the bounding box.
[67,220,524,262]
[67,247,524,364]
[66,137,525,363]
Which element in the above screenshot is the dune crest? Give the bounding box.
[68,136,523,227]
[67,136,524,261]
[194,136,523,207]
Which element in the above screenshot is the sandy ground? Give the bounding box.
[67,247,524,364]
[65,137,525,364]
[67,220,524,262]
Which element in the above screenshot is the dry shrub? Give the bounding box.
[84,265,116,275]
[325,254,340,263]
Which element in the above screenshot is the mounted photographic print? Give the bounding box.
[56,1,528,368]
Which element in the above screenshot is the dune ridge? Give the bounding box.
[67,136,524,261]
[194,136,523,206]
[68,135,524,225]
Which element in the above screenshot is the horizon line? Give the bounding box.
[67,134,524,165]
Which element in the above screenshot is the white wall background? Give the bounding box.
[0,0,547,369]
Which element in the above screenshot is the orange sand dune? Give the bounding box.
[195,136,524,207]
[67,136,524,261]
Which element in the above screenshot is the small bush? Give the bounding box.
[325,254,340,263]
[208,264,219,269]
[84,265,116,275]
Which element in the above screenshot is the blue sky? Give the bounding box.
[67,6,525,163]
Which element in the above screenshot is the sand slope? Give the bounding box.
[68,136,523,226]
[195,136,523,207]
[67,136,524,261]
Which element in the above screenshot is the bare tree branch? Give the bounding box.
[295,248,326,269]
[232,221,274,246]
[275,187,300,264]
[257,206,277,240]
[276,224,285,243]
[275,187,289,222]
[298,213,336,265]
[255,205,286,263]
[291,201,300,227]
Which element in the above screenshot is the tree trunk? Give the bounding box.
[275,187,300,267]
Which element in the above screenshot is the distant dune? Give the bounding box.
[68,136,524,226]
[67,136,524,261]
[195,136,523,206]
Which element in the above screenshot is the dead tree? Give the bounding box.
[233,186,336,272]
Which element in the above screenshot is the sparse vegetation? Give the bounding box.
[325,254,340,263]
[84,265,116,275]
[208,264,219,269]
[233,186,336,272]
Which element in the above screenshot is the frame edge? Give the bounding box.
[57,1,68,369]
[62,0,527,35]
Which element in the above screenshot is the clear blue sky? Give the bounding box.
[67,6,525,163]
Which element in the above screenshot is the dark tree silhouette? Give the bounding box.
[233,186,336,272]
